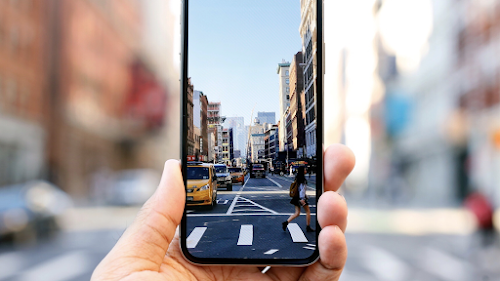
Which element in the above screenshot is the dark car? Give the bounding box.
[0,181,72,242]
[250,164,265,178]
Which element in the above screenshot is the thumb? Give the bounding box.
[94,160,185,278]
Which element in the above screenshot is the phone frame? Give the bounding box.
[180,0,324,266]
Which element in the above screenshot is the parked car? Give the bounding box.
[0,181,72,242]
[106,169,160,206]
[250,164,265,178]
[186,162,217,208]
[228,167,244,184]
[214,164,232,191]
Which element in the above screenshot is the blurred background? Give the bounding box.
[0,0,499,280]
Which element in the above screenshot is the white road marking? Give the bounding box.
[17,251,91,281]
[261,266,271,274]
[287,223,308,242]
[267,177,282,187]
[237,224,253,246]
[216,199,228,204]
[303,246,316,250]
[236,197,278,214]
[362,245,411,281]
[420,247,472,281]
[187,227,207,249]
[306,243,316,247]
[0,252,24,280]
[309,205,316,208]
[264,249,279,255]
[226,195,240,215]
[242,177,249,188]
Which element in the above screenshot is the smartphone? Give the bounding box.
[180,0,323,265]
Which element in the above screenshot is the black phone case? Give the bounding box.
[180,0,323,266]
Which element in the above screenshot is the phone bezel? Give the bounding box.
[180,0,324,266]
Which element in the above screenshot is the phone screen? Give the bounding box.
[181,0,322,264]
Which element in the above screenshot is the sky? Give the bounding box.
[188,0,302,126]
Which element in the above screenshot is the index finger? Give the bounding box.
[324,144,355,192]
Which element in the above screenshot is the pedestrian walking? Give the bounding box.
[282,167,314,232]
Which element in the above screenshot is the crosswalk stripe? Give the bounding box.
[17,250,91,281]
[303,246,315,250]
[187,227,207,249]
[287,223,308,242]
[362,245,411,281]
[237,224,253,246]
[420,247,472,281]
[264,249,279,255]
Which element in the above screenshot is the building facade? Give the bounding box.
[289,52,305,157]
[300,0,317,158]
[0,1,48,187]
[277,61,290,152]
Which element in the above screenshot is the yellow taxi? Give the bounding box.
[228,167,245,184]
[186,162,217,208]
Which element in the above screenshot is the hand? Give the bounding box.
[300,199,306,206]
[92,144,355,281]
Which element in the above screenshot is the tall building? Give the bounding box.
[192,90,208,161]
[300,0,318,158]
[208,101,225,161]
[277,61,291,152]
[257,112,276,125]
[289,52,305,156]
[187,78,195,156]
[200,92,208,160]
[264,125,279,160]
[224,117,246,155]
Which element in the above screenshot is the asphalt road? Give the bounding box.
[185,174,318,260]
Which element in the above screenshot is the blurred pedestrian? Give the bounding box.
[282,167,314,232]
[465,191,496,247]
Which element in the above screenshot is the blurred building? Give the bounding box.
[45,0,168,200]
[455,0,500,205]
[277,61,290,152]
[300,0,318,158]
[0,1,48,186]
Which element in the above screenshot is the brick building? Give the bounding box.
[0,1,48,186]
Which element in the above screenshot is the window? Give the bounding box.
[285,78,289,85]
[285,70,289,76]
[286,95,289,100]
[286,87,289,93]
